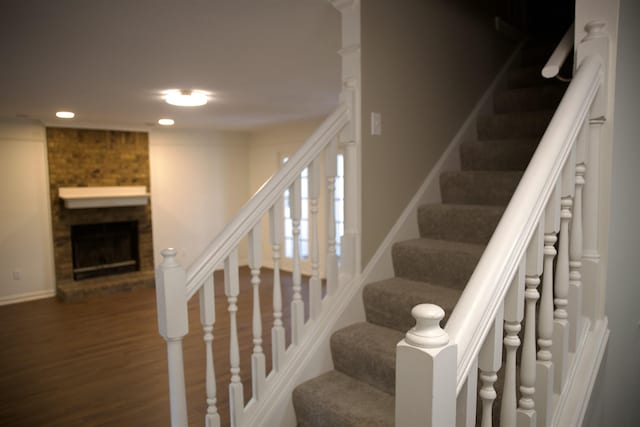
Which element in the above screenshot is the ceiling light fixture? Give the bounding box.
[164,89,208,107]
[158,118,175,126]
[56,111,75,119]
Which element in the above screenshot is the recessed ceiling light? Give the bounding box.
[164,89,208,107]
[158,118,175,126]
[56,111,75,119]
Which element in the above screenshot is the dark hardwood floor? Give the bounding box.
[0,267,309,427]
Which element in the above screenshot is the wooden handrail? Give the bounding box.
[445,54,602,393]
[542,24,575,79]
[184,104,350,299]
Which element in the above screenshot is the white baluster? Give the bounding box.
[456,359,478,427]
[290,177,304,345]
[199,276,220,427]
[325,139,339,296]
[568,160,585,352]
[552,154,574,393]
[518,221,543,427]
[308,158,322,319]
[395,304,456,426]
[502,261,525,426]
[536,184,560,427]
[156,248,189,427]
[269,204,285,371]
[225,250,243,425]
[479,304,504,427]
[248,226,265,400]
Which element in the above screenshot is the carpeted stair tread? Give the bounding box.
[460,138,539,171]
[331,322,403,395]
[292,370,394,427]
[392,238,484,289]
[440,170,522,205]
[494,85,566,113]
[477,110,554,140]
[363,277,462,332]
[418,203,505,244]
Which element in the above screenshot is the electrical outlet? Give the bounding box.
[371,112,382,136]
[12,270,21,280]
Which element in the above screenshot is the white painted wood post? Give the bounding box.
[456,358,478,427]
[518,221,543,427]
[225,250,244,426]
[269,204,285,371]
[308,158,322,319]
[332,0,361,278]
[325,139,339,296]
[479,303,504,427]
[577,20,609,324]
[536,184,560,427]
[199,276,220,427]
[156,248,189,427]
[290,177,304,345]
[502,261,525,426]
[396,304,457,427]
[248,226,265,400]
[552,150,575,393]
[568,121,587,351]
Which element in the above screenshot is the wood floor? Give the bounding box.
[0,267,310,427]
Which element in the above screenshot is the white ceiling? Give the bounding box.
[0,0,342,131]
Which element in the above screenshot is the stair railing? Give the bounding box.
[156,2,360,425]
[542,23,575,80]
[396,20,610,426]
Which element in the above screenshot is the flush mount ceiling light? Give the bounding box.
[158,118,175,126]
[56,111,75,119]
[164,89,208,107]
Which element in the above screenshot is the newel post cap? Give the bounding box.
[405,304,449,348]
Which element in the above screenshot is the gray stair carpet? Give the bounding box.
[292,43,567,426]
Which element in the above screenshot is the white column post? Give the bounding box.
[248,226,265,400]
[290,177,304,345]
[479,304,504,427]
[269,204,286,371]
[331,0,361,278]
[325,139,339,296]
[199,276,220,427]
[308,158,322,319]
[396,304,457,427]
[225,250,244,426]
[576,20,609,324]
[156,248,189,427]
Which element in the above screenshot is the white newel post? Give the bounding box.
[156,248,189,427]
[332,0,361,279]
[396,304,457,427]
[576,20,609,324]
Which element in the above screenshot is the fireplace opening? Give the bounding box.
[71,221,139,281]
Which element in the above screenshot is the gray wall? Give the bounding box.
[360,0,514,265]
[587,0,640,424]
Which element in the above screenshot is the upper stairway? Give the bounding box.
[292,41,568,427]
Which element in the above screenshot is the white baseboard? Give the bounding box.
[0,289,56,306]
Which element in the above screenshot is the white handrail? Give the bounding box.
[542,24,575,79]
[445,54,602,393]
[184,104,350,299]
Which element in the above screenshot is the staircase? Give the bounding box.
[292,42,568,427]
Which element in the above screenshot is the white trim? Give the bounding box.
[553,317,609,426]
[59,186,150,209]
[0,290,56,306]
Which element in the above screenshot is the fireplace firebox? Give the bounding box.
[71,221,140,281]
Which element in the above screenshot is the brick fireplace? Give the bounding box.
[46,128,154,301]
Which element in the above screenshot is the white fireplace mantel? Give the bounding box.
[58,186,150,209]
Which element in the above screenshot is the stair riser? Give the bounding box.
[477,112,553,140]
[440,171,522,205]
[460,140,538,171]
[418,205,504,244]
[392,244,481,289]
